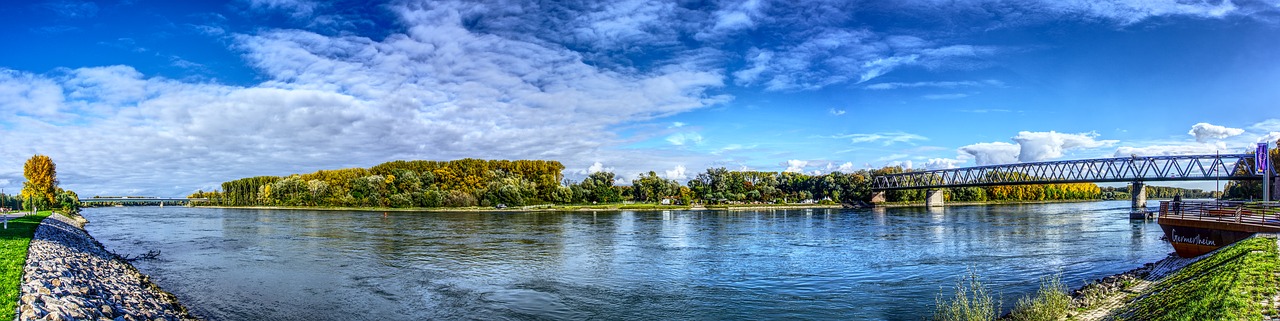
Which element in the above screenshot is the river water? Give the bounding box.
[82,201,1169,320]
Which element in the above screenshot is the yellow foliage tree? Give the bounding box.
[22,154,58,205]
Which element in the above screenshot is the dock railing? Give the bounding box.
[1160,200,1280,227]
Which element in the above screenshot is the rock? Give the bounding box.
[14,213,198,321]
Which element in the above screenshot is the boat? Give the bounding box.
[1158,200,1280,257]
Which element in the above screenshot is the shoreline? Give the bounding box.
[182,198,1127,212]
[16,212,198,321]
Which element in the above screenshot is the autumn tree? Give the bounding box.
[21,154,58,210]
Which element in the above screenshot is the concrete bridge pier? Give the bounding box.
[1131,181,1146,210]
[925,189,944,207]
[871,191,886,204]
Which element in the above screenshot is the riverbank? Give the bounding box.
[1065,234,1280,320]
[191,203,845,212]
[191,198,1122,212]
[16,212,197,321]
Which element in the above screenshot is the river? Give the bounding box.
[82,200,1169,320]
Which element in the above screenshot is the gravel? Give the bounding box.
[15,213,198,321]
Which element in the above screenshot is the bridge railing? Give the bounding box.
[1160,200,1280,227]
[872,154,1259,190]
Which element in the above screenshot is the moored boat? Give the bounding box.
[1158,200,1280,257]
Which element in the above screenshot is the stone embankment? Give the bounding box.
[15,213,197,321]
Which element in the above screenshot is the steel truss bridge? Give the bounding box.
[871,154,1262,191]
[79,197,207,205]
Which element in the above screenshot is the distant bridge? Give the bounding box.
[870,154,1265,209]
[79,197,207,205]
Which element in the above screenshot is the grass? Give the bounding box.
[1,211,51,319]
[1113,235,1280,320]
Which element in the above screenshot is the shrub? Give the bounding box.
[934,270,998,321]
[1010,274,1071,321]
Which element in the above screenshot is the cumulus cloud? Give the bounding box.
[959,142,1020,166]
[784,159,808,173]
[836,162,856,173]
[584,162,609,174]
[885,160,914,169]
[924,158,965,170]
[0,1,733,195]
[1188,122,1245,142]
[829,108,846,116]
[1012,131,1118,162]
[664,164,688,180]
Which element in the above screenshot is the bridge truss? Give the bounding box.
[872,154,1261,191]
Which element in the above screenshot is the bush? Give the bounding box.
[443,190,477,207]
[1010,274,1071,321]
[934,270,998,321]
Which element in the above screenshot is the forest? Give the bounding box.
[189,158,1222,209]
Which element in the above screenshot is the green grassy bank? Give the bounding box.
[1,211,51,319]
[1112,235,1280,320]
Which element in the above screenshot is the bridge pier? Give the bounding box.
[1131,181,1146,210]
[925,189,944,207]
[870,191,886,204]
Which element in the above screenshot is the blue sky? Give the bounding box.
[2,0,1280,196]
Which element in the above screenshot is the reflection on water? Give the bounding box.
[84,201,1169,320]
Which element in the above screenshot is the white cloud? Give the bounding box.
[1259,132,1280,144]
[876,154,909,162]
[584,162,609,174]
[1251,119,1280,132]
[923,93,968,100]
[1012,131,1118,162]
[829,108,846,116]
[885,160,914,169]
[0,2,735,195]
[246,0,320,18]
[1188,122,1245,142]
[836,162,856,173]
[838,132,928,146]
[733,48,773,86]
[864,79,1004,90]
[1114,142,1229,157]
[784,159,808,173]
[1040,0,1239,25]
[670,122,686,128]
[664,164,688,180]
[959,142,1020,166]
[924,158,965,170]
[666,132,704,146]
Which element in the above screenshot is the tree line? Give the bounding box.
[191,159,1160,208]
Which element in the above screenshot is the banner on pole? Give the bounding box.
[1260,143,1270,175]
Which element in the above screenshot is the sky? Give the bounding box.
[2,0,1280,197]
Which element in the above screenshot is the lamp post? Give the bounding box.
[1261,142,1272,204]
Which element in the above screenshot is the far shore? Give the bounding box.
[172,198,1141,213]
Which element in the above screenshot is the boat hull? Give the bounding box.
[1159,224,1255,258]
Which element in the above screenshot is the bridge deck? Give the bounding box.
[872,154,1261,191]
